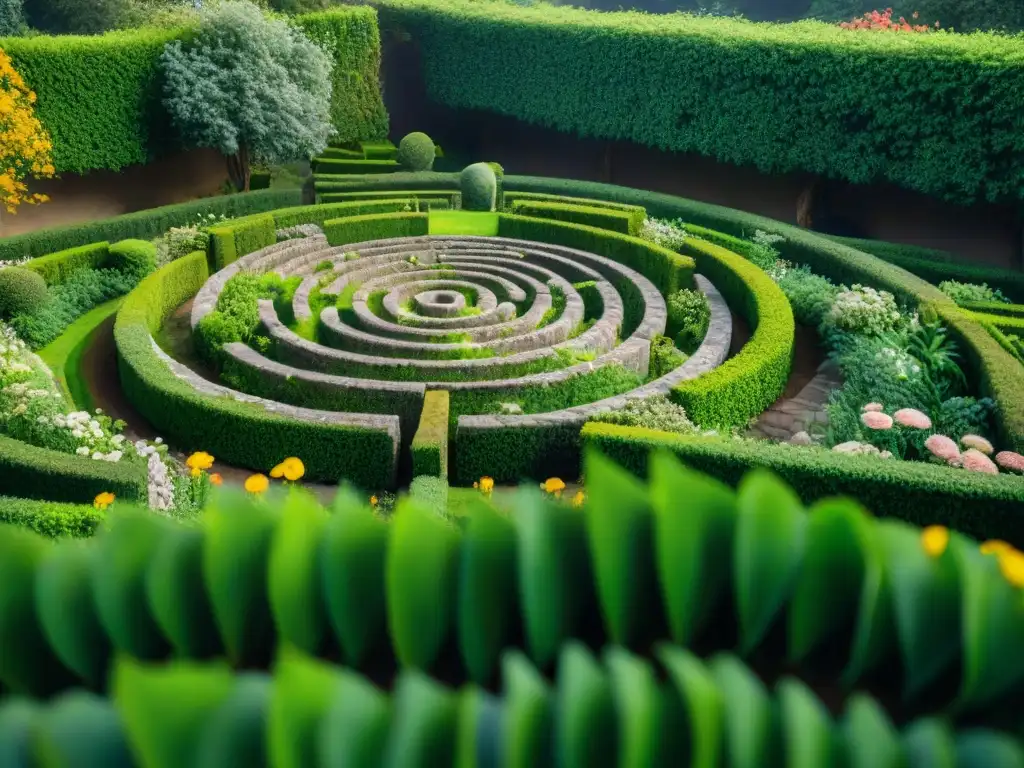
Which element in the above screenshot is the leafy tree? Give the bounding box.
[0,48,53,216]
[22,0,123,33]
[161,0,334,191]
[0,0,25,35]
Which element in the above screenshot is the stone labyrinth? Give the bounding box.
[184,232,731,478]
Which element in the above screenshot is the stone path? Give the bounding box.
[748,358,842,442]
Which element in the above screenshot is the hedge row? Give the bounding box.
[509,199,641,237]
[0,435,147,506]
[318,188,461,206]
[0,7,387,174]
[961,301,1024,318]
[0,495,104,538]
[583,423,1024,545]
[312,171,459,193]
[208,214,277,271]
[504,190,645,220]
[323,211,429,246]
[311,158,399,174]
[114,251,397,487]
[497,213,694,297]
[0,189,301,264]
[379,0,1024,205]
[411,390,449,477]
[408,474,448,516]
[501,175,1024,452]
[23,242,110,285]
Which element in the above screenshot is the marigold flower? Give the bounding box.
[981,539,1012,556]
[186,451,215,472]
[924,434,960,464]
[861,402,884,413]
[272,457,305,482]
[93,492,115,510]
[962,449,998,475]
[572,490,586,508]
[893,408,931,430]
[997,548,1024,588]
[475,476,494,494]
[960,434,994,455]
[920,525,949,558]
[860,411,893,430]
[995,451,1024,474]
[209,473,223,486]
[245,474,269,494]
[370,495,379,507]
[541,477,566,496]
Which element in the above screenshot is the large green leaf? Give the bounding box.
[318,667,391,768]
[878,522,961,700]
[902,718,955,768]
[777,678,835,768]
[0,700,38,768]
[387,499,460,670]
[35,541,110,688]
[113,657,235,768]
[455,687,502,768]
[841,695,905,768]
[606,647,682,767]
[555,642,617,768]
[32,691,133,768]
[268,648,340,768]
[657,645,725,768]
[458,503,518,685]
[145,525,220,659]
[195,674,270,768]
[788,498,871,663]
[952,538,1024,712]
[203,490,280,665]
[734,471,807,654]
[710,654,777,768]
[0,525,73,695]
[385,672,459,768]
[649,451,736,646]
[842,521,897,687]
[268,491,329,654]
[90,510,172,659]
[583,450,659,647]
[502,651,552,768]
[954,730,1024,768]
[320,491,388,667]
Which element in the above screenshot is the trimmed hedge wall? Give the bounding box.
[312,158,400,174]
[0,435,147,506]
[208,214,277,271]
[22,242,110,285]
[509,199,640,236]
[0,7,387,174]
[411,391,449,477]
[323,211,429,246]
[114,251,397,487]
[380,0,1024,205]
[497,213,694,297]
[318,189,461,206]
[0,189,301,264]
[582,423,1024,545]
[0,496,105,538]
[313,171,459,193]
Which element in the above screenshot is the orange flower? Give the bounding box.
[245,474,269,494]
[370,495,379,507]
[186,451,214,472]
[93,492,115,510]
[209,473,223,486]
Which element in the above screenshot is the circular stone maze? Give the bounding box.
[179,226,731,485]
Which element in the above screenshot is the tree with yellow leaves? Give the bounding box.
[0,47,54,215]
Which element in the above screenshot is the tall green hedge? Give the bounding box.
[379,0,1024,204]
[411,390,449,477]
[0,6,387,174]
[0,495,105,538]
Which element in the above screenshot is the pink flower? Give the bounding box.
[862,403,884,413]
[893,408,931,430]
[962,448,999,475]
[961,434,994,455]
[861,411,893,430]
[995,451,1024,474]
[925,434,960,464]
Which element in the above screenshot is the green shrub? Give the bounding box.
[313,158,399,174]
[22,242,110,286]
[411,391,449,477]
[648,335,686,379]
[106,239,156,283]
[960,301,1024,319]
[774,263,839,327]
[589,394,696,434]
[666,287,710,353]
[939,280,1010,306]
[22,0,121,33]
[322,212,428,247]
[408,475,448,518]
[0,496,104,538]
[0,0,24,35]
[460,163,497,212]
[0,267,48,319]
[510,199,638,236]
[208,214,277,270]
[396,131,435,172]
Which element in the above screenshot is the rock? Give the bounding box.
[789,431,813,446]
[499,402,523,415]
[832,441,863,454]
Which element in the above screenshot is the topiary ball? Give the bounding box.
[460,163,497,212]
[0,267,48,320]
[397,132,436,172]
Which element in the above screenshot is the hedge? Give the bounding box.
[411,390,449,477]
[379,0,1024,205]
[114,251,397,487]
[497,213,694,297]
[323,211,429,246]
[504,190,644,219]
[318,189,461,206]
[408,475,448,517]
[0,189,301,264]
[208,214,277,271]
[582,423,1024,545]
[0,7,387,174]
[360,138,397,159]
[0,496,105,538]
[313,171,459,193]
[23,242,110,285]
[960,301,1024,318]
[509,199,640,237]
[501,175,1024,452]
[0,435,147,506]
[312,158,400,174]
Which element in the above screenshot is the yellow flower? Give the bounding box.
[245,474,269,494]
[191,467,201,478]
[370,495,379,507]
[981,540,1012,556]
[541,477,565,497]
[572,490,586,508]
[998,548,1024,588]
[186,451,214,472]
[271,457,304,481]
[920,525,949,558]
[209,473,223,486]
[476,476,494,494]
[93,492,115,510]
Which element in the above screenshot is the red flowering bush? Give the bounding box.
[840,8,939,32]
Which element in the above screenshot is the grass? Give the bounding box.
[37,297,123,412]
[429,210,500,236]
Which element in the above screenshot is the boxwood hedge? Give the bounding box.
[0,495,105,538]
[23,242,111,285]
[509,199,641,236]
[411,390,449,477]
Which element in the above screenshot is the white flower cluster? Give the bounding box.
[751,229,786,248]
[640,218,689,251]
[825,284,902,335]
[53,410,125,461]
[876,346,922,381]
[0,258,29,269]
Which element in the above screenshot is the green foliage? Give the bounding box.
[939,280,1010,307]
[396,132,435,172]
[774,263,840,327]
[409,475,449,517]
[673,237,794,428]
[106,239,156,283]
[0,496,105,537]
[318,188,460,207]
[411,391,449,477]
[666,287,710,353]
[648,334,687,379]
[510,199,639,236]
[22,0,121,33]
[22,243,110,286]
[313,171,459,195]
[322,212,428,247]
[589,394,696,434]
[379,0,1024,205]
[0,266,47,319]
[505,191,644,225]
[460,163,497,212]
[312,158,400,174]
[208,214,277,270]
[0,0,24,35]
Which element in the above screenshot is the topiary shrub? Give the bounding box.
[666,287,710,353]
[107,239,156,283]
[460,163,497,212]
[0,267,47,319]
[396,132,436,172]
